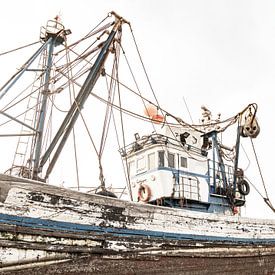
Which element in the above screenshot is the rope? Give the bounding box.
[246,178,266,198]
[250,139,268,197]
[98,54,117,158]
[240,143,251,171]
[129,26,163,117]
[0,41,40,56]
[54,15,112,55]
[119,39,207,164]
[65,41,80,190]
[250,138,275,213]
[114,37,133,201]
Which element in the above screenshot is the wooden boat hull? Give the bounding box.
[0,174,274,268]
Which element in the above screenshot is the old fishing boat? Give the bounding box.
[0,12,274,270]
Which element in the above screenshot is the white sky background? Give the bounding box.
[0,0,274,219]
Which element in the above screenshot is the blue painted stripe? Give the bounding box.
[0,213,274,244]
[134,167,209,180]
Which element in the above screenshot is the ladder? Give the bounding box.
[10,50,47,177]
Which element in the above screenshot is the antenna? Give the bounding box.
[182,96,194,124]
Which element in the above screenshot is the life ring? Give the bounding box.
[138,184,151,202]
[237,179,250,196]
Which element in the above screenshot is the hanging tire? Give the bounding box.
[237,179,250,196]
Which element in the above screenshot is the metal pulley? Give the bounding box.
[241,106,260,138]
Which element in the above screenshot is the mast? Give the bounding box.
[32,38,54,179]
[32,18,69,179]
[38,13,127,180]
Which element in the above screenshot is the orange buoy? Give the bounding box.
[144,104,164,124]
[144,104,157,117]
[151,114,164,124]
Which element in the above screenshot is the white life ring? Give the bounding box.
[138,184,151,202]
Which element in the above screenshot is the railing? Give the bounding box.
[174,176,200,201]
[208,160,234,194]
[40,20,65,38]
[120,133,203,157]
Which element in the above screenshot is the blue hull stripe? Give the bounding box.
[0,213,273,244]
[135,167,209,180]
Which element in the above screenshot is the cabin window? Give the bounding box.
[148,153,155,170]
[180,156,187,168]
[128,161,135,176]
[158,151,165,167]
[136,156,146,172]
[168,152,175,168]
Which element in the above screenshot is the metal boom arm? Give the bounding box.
[39,19,122,179]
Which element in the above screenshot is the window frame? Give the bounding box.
[158,150,165,168]
[180,156,188,168]
[148,152,156,171]
[168,152,175,168]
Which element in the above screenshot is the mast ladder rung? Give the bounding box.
[15,152,25,156]
[18,141,29,145]
[21,130,32,134]
[24,118,33,122]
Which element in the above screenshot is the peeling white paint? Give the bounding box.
[0,176,274,266]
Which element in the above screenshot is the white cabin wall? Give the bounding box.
[127,146,175,202]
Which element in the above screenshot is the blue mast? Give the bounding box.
[32,18,69,179]
[38,14,128,180]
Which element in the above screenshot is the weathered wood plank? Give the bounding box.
[0,174,274,267]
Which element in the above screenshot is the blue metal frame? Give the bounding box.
[33,38,56,176]
[233,125,242,194]
[211,131,228,189]
[0,39,52,100]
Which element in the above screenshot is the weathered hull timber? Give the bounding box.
[0,174,275,268]
[1,254,275,275]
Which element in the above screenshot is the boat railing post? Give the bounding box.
[233,125,242,195]
[211,131,228,191]
[212,136,216,192]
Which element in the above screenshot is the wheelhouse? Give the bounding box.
[121,125,246,215]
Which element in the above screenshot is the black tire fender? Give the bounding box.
[238,179,250,196]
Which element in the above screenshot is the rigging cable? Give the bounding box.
[98,52,119,158]
[115,40,209,163]
[54,46,101,95]
[182,96,194,124]
[129,26,163,118]
[118,31,206,136]
[55,15,112,55]
[65,42,80,190]
[0,73,44,113]
[103,72,132,199]
[0,41,40,57]
[240,143,251,171]
[53,17,115,83]
[96,43,120,190]
[250,138,275,213]
[114,35,133,201]
[119,40,186,171]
